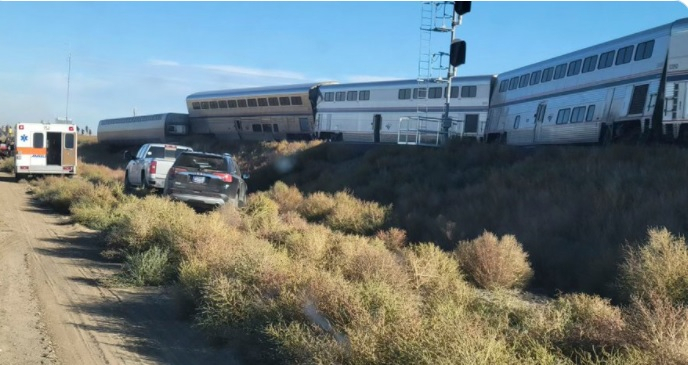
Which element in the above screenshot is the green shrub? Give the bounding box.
[619,227,688,305]
[122,246,173,286]
[455,231,534,290]
[554,293,626,350]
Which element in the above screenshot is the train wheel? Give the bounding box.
[599,125,613,146]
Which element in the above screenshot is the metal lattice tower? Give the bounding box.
[417,2,454,118]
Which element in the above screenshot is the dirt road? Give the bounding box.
[0,173,240,365]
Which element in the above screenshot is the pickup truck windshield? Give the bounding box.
[146,146,190,159]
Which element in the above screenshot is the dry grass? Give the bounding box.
[0,156,14,173]
[619,228,688,305]
[455,231,534,290]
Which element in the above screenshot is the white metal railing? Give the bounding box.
[398,116,486,146]
[398,116,444,146]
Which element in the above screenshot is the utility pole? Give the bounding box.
[441,2,470,140]
[66,53,71,122]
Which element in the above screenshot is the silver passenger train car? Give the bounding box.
[186,82,336,141]
[97,113,189,146]
[485,17,688,145]
[315,76,495,143]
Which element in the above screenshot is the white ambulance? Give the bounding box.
[14,122,77,181]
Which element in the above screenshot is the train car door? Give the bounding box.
[533,102,547,144]
[373,114,382,143]
[62,132,76,168]
[46,132,62,165]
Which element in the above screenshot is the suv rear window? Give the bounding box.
[175,154,231,172]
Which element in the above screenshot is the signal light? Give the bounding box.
[450,39,467,67]
[454,1,471,16]
[149,160,157,174]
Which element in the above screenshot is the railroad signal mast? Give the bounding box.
[441,1,470,138]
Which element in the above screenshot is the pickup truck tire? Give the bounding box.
[141,171,149,190]
[124,172,133,192]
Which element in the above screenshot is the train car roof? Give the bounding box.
[187,82,337,100]
[317,75,495,91]
[98,112,186,124]
[497,18,686,79]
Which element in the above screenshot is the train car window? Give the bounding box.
[65,133,75,149]
[586,105,596,121]
[201,102,209,109]
[553,64,567,80]
[238,99,248,108]
[615,45,634,65]
[280,96,291,105]
[598,50,615,69]
[413,88,427,99]
[192,102,201,110]
[258,98,268,107]
[634,40,654,61]
[262,124,272,132]
[428,87,442,99]
[347,91,358,101]
[228,100,238,108]
[513,115,520,129]
[519,75,529,88]
[291,96,303,105]
[461,86,477,97]
[556,108,571,124]
[247,99,258,107]
[567,59,582,77]
[570,106,586,123]
[273,124,279,132]
[359,90,370,100]
[33,132,43,148]
[334,92,345,102]
[450,86,459,98]
[323,93,334,102]
[252,124,262,132]
[268,97,279,106]
[582,55,598,73]
[499,80,509,92]
[218,100,228,108]
[209,101,218,109]
[398,89,411,99]
[530,71,541,86]
[541,67,554,82]
[508,77,519,90]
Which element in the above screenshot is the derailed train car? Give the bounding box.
[97,113,189,146]
[185,82,336,141]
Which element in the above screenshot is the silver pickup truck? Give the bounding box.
[124,143,193,190]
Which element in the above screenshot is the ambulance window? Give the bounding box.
[65,134,75,149]
[33,133,44,148]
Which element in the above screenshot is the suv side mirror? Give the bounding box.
[124,150,134,161]
[242,173,250,180]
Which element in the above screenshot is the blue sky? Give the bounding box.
[0,1,686,132]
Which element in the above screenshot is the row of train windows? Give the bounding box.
[499,39,655,93]
[252,124,279,133]
[191,96,303,110]
[323,90,370,102]
[513,105,596,129]
[399,85,478,100]
[101,114,163,126]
